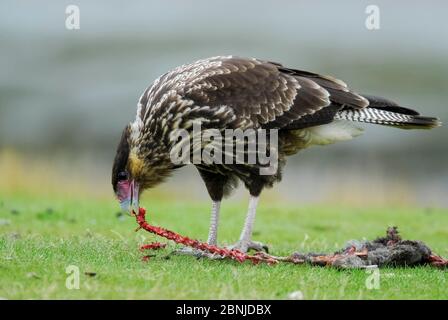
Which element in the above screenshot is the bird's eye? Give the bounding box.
[117,171,128,181]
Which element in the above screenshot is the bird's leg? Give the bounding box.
[228,195,268,253]
[175,200,223,258]
[206,200,221,245]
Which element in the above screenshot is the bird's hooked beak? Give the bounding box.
[116,179,139,215]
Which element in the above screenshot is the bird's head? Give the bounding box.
[111,125,140,214]
[112,123,177,214]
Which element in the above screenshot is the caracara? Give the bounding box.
[112,56,440,254]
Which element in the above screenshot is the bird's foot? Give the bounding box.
[227,240,269,254]
[173,246,224,259]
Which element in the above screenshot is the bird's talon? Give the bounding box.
[262,244,269,254]
[227,240,269,254]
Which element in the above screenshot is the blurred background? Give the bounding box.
[0,0,447,206]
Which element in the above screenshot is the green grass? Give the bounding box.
[0,193,447,299]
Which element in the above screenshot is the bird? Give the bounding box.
[112,55,440,254]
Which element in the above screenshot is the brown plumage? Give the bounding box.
[112,56,440,253]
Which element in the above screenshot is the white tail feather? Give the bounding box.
[306,120,364,146]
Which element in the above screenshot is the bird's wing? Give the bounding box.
[137,56,369,131]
